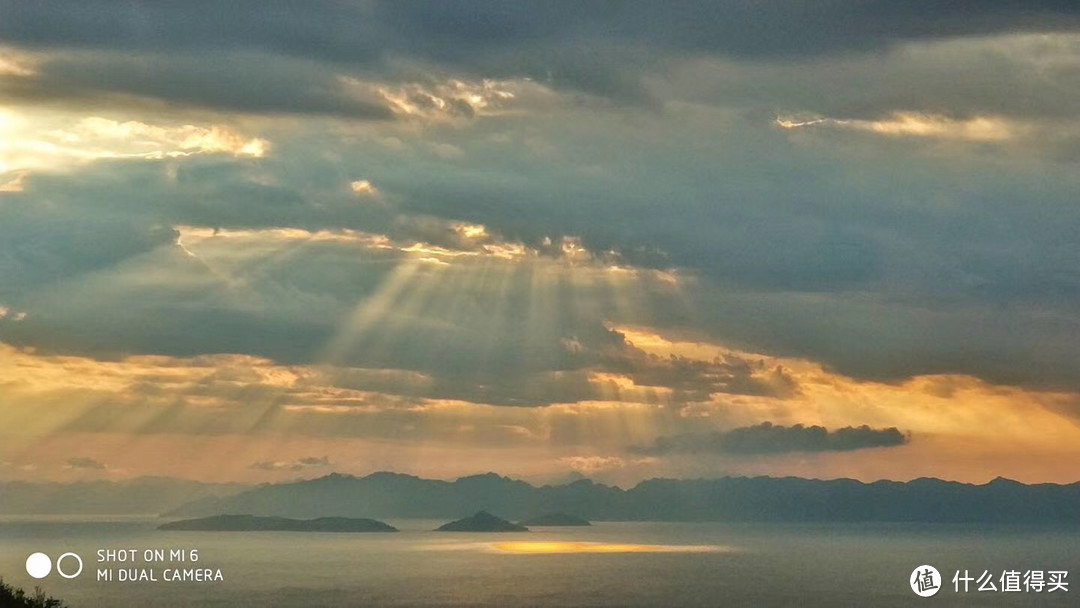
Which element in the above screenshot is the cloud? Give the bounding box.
[655,34,1080,127]
[0,51,395,119]
[0,110,267,185]
[3,125,1080,392]
[0,170,26,192]
[776,112,1021,142]
[557,455,658,476]
[374,78,522,123]
[1,3,1080,489]
[0,305,27,322]
[65,456,107,470]
[1,2,1077,116]
[0,47,35,77]
[3,2,1078,62]
[350,179,379,197]
[0,5,1078,410]
[74,117,269,157]
[633,423,908,456]
[250,456,332,472]
[4,331,1079,485]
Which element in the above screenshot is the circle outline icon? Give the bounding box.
[56,552,84,579]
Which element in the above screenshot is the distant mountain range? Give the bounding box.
[0,477,248,515]
[159,514,397,532]
[161,472,1080,524]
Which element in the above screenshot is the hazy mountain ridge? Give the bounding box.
[159,514,397,532]
[0,477,250,515]
[164,473,1080,523]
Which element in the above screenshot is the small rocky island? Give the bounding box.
[436,510,528,532]
[159,514,398,532]
[519,513,591,526]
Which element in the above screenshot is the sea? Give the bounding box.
[1,517,1077,606]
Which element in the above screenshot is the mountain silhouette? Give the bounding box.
[163,472,1080,523]
[159,514,397,532]
[436,511,528,532]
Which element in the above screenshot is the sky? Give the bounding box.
[1,1,1079,486]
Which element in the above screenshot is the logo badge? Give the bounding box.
[911,565,942,597]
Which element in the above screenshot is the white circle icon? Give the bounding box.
[911,565,941,597]
[56,552,84,579]
[25,552,52,579]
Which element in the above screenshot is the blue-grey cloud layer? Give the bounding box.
[4,1,1078,59]
[1,2,1080,399]
[3,1,1080,114]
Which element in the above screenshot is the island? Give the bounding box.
[519,513,591,526]
[436,510,528,532]
[159,514,398,532]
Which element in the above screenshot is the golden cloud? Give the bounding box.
[777,111,1021,142]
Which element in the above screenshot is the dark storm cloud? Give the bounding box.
[0,152,796,407]
[2,2,1080,395]
[0,157,389,290]
[376,141,886,292]
[2,1,1079,108]
[0,52,394,119]
[0,1,383,59]
[0,209,178,288]
[663,41,1080,123]
[3,103,1080,393]
[3,1,1078,59]
[379,112,1080,300]
[593,329,800,400]
[633,422,908,456]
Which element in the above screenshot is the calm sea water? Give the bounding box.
[1,518,1077,606]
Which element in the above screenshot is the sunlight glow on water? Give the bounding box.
[491,541,735,554]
